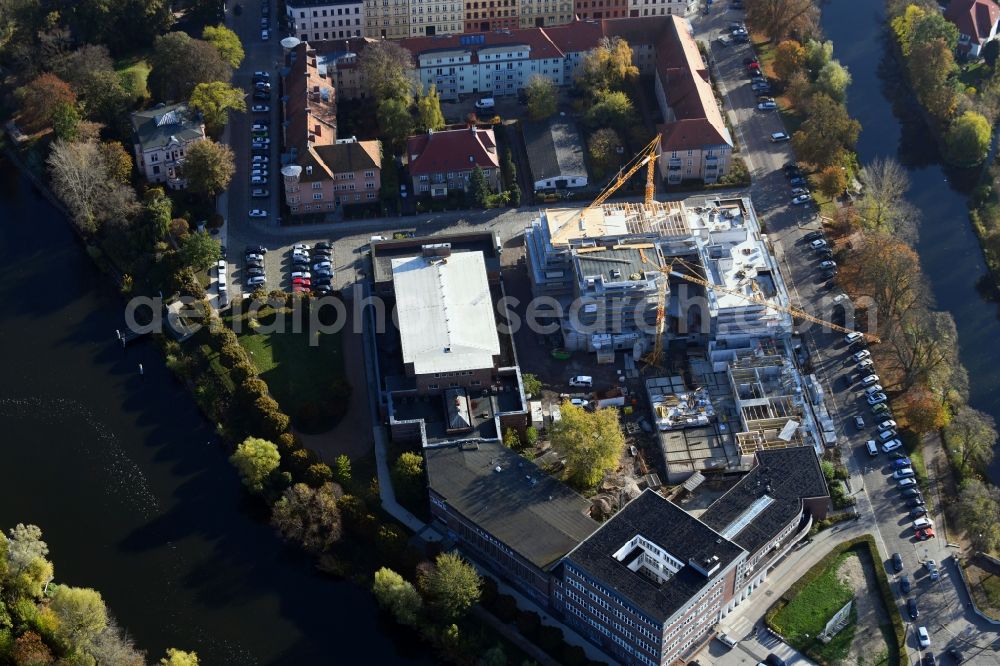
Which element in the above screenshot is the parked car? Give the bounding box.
[901,487,921,498]
[248,209,267,218]
[879,429,897,442]
[292,277,311,286]
[789,176,807,186]
[261,29,269,40]
[877,419,897,430]
[898,477,917,489]
[892,552,903,572]
[253,70,270,80]
[757,100,777,110]
[313,261,333,271]
[882,439,903,453]
[314,241,332,250]
[253,90,269,100]
[291,271,311,280]
[569,375,594,388]
[313,270,333,280]
[251,104,270,113]
[314,285,333,295]
[312,248,332,257]
[860,373,879,386]
[907,496,924,507]
[907,597,919,620]
[245,245,267,255]
[792,194,811,205]
[872,402,891,416]
[804,230,824,242]
[864,384,884,396]
[810,238,828,250]
[916,527,936,540]
[867,392,888,405]
[817,248,835,260]
[853,349,871,362]
[251,189,269,198]
[819,259,837,270]
[918,626,930,649]
[247,275,266,287]
[900,575,911,594]
[791,187,810,196]
[925,560,940,581]
[854,416,865,430]
[911,506,928,518]
[912,517,934,530]
[895,458,913,469]
[245,267,264,277]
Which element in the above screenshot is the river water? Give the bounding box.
[821,0,1000,477]
[0,156,431,664]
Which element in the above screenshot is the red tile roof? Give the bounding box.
[945,0,1000,44]
[284,42,338,157]
[406,127,500,176]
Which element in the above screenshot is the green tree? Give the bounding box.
[421,552,482,622]
[182,139,235,198]
[359,40,414,103]
[271,482,343,553]
[51,101,80,140]
[479,645,507,666]
[574,36,638,96]
[815,60,851,101]
[377,97,414,150]
[587,127,622,180]
[908,38,957,120]
[772,39,806,81]
[585,90,633,132]
[958,478,1000,553]
[945,405,997,474]
[525,74,557,120]
[501,148,517,189]
[79,69,134,131]
[50,585,108,648]
[503,427,521,449]
[468,166,491,208]
[180,230,222,270]
[148,32,232,101]
[230,437,280,494]
[189,81,247,136]
[15,72,77,132]
[415,84,445,132]
[911,9,959,52]
[551,402,625,489]
[816,165,847,199]
[944,111,992,167]
[391,451,424,499]
[890,4,927,56]
[160,648,200,666]
[372,567,423,626]
[522,372,542,397]
[202,24,244,68]
[803,38,833,74]
[334,454,352,485]
[791,93,860,168]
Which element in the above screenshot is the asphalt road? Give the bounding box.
[691,6,999,665]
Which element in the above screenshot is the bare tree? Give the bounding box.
[358,40,415,103]
[89,618,146,666]
[858,157,920,242]
[745,0,819,44]
[885,309,957,390]
[47,139,139,234]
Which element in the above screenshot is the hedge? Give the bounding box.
[764,535,903,666]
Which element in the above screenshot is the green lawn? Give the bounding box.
[236,317,347,433]
[115,54,151,100]
[771,552,855,647]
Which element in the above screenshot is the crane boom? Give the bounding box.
[580,134,661,219]
[640,255,881,344]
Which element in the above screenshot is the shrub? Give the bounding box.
[480,577,499,610]
[515,609,541,640]
[494,594,518,623]
[561,644,586,666]
[304,463,334,487]
[537,625,564,654]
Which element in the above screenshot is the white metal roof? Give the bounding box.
[392,252,501,376]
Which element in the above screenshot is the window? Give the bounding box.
[152,165,160,174]
[312,182,322,189]
[367,192,376,199]
[365,170,375,178]
[313,193,323,200]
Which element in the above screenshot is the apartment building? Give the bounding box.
[401,30,565,100]
[130,103,205,188]
[287,0,366,40]
[464,0,519,33]
[573,0,628,20]
[281,138,382,213]
[625,0,694,17]
[364,0,411,38]
[406,126,501,196]
[518,0,574,27]
[409,0,464,36]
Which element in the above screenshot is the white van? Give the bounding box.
[569,376,593,388]
[865,440,879,457]
[474,97,496,111]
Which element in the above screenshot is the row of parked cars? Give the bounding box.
[802,228,837,282]
[289,242,335,295]
[245,245,268,288]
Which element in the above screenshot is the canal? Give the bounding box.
[0,156,431,664]
[821,0,1000,477]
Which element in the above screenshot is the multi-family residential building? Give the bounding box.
[287,0,366,40]
[406,126,501,196]
[281,42,383,213]
[518,0,573,27]
[130,103,205,188]
[944,0,1000,57]
[281,138,382,213]
[625,0,694,17]
[463,0,519,33]
[310,39,375,101]
[364,0,411,38]
[409,0,464,36]
[653,16,732,184]
[573,0,627,20]
[400,30,565,100]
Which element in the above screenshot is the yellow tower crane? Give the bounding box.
[638,254,880,367]
[579,134,662,220]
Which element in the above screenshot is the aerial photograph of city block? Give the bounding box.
[2,0,1000,663]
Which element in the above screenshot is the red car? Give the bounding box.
[747,61,760,71]
[915,527,936,541]
[292,277,311,286]
[292,284,307,293]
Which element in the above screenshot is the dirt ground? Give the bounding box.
[838,553,891,666]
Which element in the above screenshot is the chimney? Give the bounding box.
[314,124,322,136]
[306,165,313,175]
